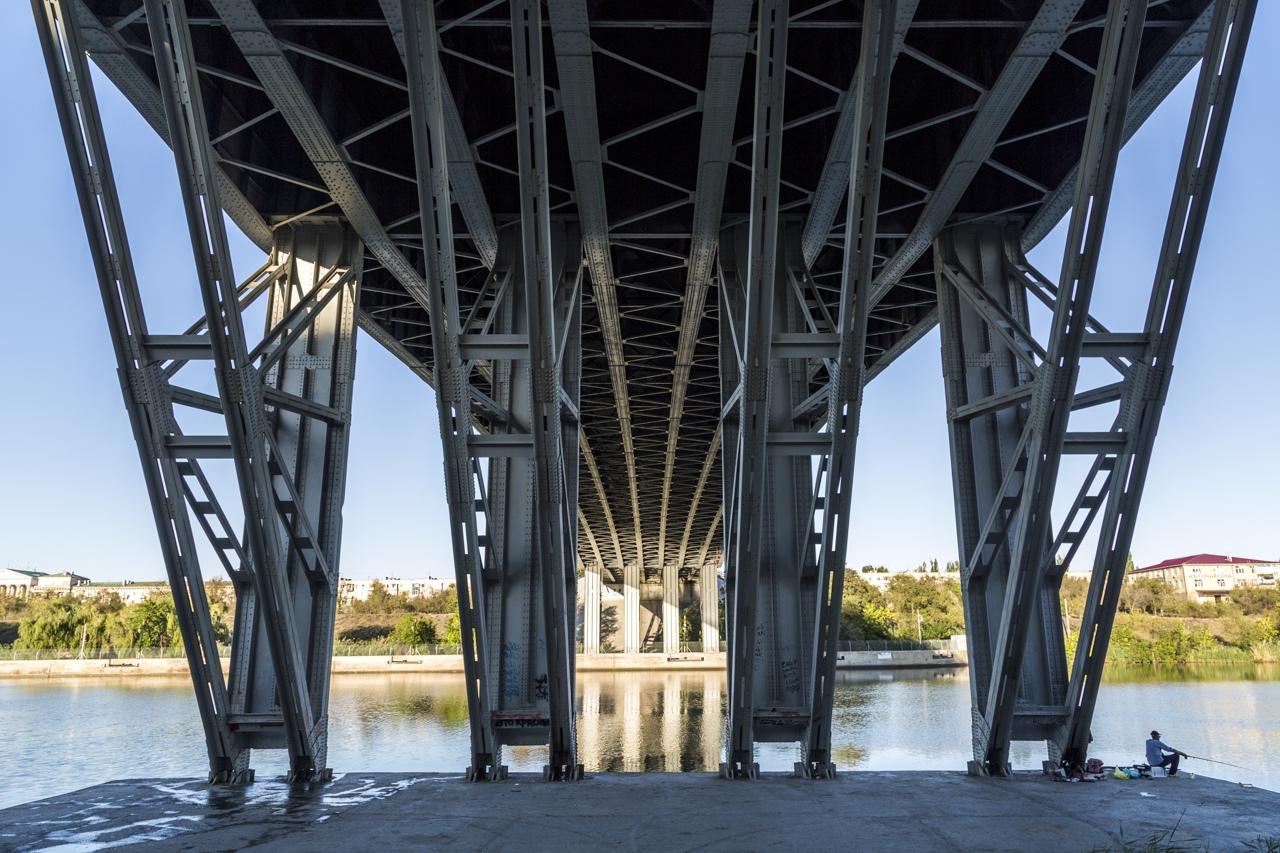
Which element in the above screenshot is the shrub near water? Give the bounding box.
[387,614,438,647]
[1061,575,1280,664]
[839,573,964,642]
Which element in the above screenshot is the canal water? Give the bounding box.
[1,665,1275,808]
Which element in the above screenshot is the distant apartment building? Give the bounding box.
[71,580,171,605]
[857,570,959,592]
[1130,553,1279,602]
[0,568,90,598]
[337,576,453,604]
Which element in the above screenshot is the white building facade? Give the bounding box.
[0,568,90,598]
[337,576,454,604]
[1130,553,1279,602]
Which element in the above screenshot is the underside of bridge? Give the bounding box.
[34,0,1254,782]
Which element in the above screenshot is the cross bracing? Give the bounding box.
[39,0,1252,781]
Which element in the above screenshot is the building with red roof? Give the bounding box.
[1130,554,1279,601]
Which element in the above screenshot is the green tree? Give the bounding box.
[1230,586,1280,617]
[1120,577,1177,616]
[414,585,458,615]
[388,614,438,647]
[16,597,122,651]
[884,575,964,640]
[839,574,894,641]
[122,596,180,649]
[351,581,411,615]
[680,602,702,643]
[443,614,462,645]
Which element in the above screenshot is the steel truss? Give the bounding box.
[35,0,364,783]
[935,0,1255,777]
[720,0,897,779]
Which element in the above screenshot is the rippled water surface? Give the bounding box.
[1,665,1276,808]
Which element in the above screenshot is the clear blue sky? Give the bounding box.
[1,7,1276,582]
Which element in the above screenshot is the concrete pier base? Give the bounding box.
[1,772,1276,851]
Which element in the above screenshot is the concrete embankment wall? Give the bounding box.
[0,649,964,679]
[836,649,966,669]
[0,654,725,678]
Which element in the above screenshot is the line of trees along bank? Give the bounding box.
[834,571,1280,663]
[4,575,1277,664]
[0,581,463,653]
[0,584,234,652]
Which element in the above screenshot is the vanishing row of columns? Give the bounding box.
[579,564,722,656]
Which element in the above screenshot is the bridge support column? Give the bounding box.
[38,0,365,784]
[720,0,894,779]
[936,224,1061,775]
[623,564,641,654]
[700,563,720,652]
[663,566,681,655]
[934,0,1254,776]
[1053,0,1257,769]
[720,0,792,780]
[35,0,245,783]
[401,0,585,781]
[582,563,602,654]
[240,221,362,776]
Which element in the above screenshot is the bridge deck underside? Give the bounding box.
[81,0,1212,586]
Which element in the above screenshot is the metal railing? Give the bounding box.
[837,638,961,652]
[2,639,962,660]
[331,643,462,657]
[0,646,229,661]
[677,641,727,653]
[0,643,469,661]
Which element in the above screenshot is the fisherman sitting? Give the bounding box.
[1146,730,1186,776]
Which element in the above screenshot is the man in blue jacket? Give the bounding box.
[1146,730,1186,776]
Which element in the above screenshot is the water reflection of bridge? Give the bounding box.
[579,673,724,773]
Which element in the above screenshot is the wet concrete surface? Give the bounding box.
[0,771,1276,851]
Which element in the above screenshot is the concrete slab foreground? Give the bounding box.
[1,772,1276,852]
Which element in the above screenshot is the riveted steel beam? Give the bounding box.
[801,0,895,781]
[655,0,753,580]
[400,0,501,781]
[1057,0,1257,768]
[143,0,331,782]
[547,0,645,580]
[33,0,247,784]
[722,0,789,779]
[378,0,497,268]
[68,0,271,250]
[799,0,917,268]
[947,0,1146,768]
[513,0,581,781]
[1022,5,1219,250]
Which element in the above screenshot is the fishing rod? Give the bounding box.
[1181,753,1254,771]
